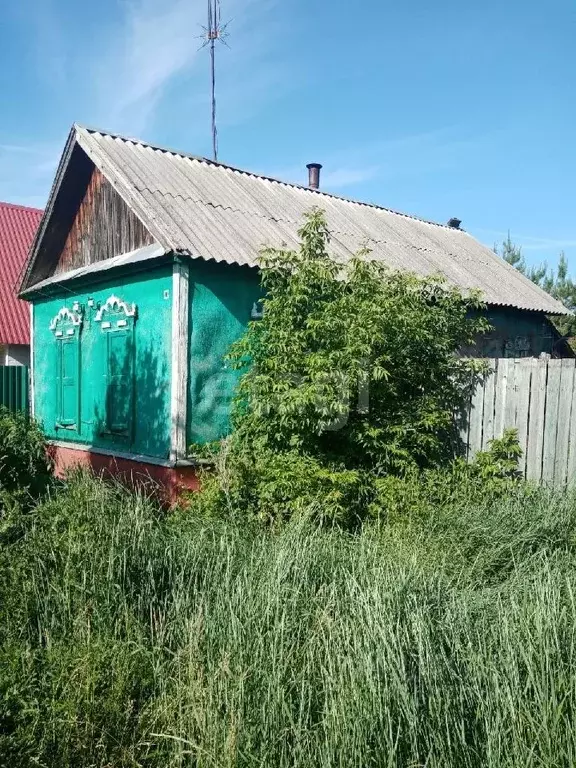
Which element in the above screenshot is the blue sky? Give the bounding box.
[1,0,575,269]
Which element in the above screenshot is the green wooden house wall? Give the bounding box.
[31,258,260,462]
[33,266,173,458]
[187,261,261,446]
[463,308,570,358]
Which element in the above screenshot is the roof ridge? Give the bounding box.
[75,124,459,232]
[0,200,43,214]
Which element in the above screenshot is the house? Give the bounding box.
[0,201,43,366]
[19,124,569,493]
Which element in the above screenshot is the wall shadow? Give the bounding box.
[85,341,172,499]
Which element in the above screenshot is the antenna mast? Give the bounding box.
[202,0,228,162]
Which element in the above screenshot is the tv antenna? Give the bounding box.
[200,0,229,162]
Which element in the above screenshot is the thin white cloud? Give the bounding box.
[321,166,381,189]
[91,0,284,137]
[1,0,286,203]
[92,0,205,133]
[268,126,486,191]
[0,142,60,207]
[475,227,576,252]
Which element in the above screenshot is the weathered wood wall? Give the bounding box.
[463,358,576,484]
[55,167,153,274]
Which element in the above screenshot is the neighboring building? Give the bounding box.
[19,124,570,492]
[0,201,43,366]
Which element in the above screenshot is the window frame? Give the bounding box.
[50,306,83,432]
[95,294,138,441]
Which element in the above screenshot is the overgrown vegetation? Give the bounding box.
[2,471,576,767]
[3,212,572,765]
[193,209,492,524]
[0,407,52,516]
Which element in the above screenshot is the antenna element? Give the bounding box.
[201,0,229,162]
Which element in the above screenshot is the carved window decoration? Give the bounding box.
[96,295,137,438]
[250,300,264,320]
[95,294,137,326]
[50,306,83,430]
[504,335,531,358]
[49,306,83,337]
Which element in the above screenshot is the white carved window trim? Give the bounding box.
[49,306,82,431]
[49,306,83,335]
[95,295,137,323]
[251,300,264,320]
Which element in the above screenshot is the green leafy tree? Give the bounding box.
[194,210,489,524]
[0,408,52,518]
[230,209,488,474]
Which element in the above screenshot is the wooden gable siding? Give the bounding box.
[55,167,154,274]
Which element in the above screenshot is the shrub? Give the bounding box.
[193,209,492,525]
[228,209,489,476]
[191,446,376,527]
[0,408,52,515]
[375,429,525,521]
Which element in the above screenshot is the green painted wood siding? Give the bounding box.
[33,266,172,459]
[187,262,261,446]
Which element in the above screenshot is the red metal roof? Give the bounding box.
[0,201,43,345]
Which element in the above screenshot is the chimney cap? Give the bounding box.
[306,162,322,190]
[447,217,462,229]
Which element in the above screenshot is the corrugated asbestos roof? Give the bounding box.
[22,124,569,316]
[0,201,42,345]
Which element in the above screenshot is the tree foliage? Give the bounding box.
[228,210,488,475]
[0,408,52,516]
[191,210,491,524]
[497,234,576,339]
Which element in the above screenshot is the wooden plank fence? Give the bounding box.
[463,358,576,484]
[0,366,29,415]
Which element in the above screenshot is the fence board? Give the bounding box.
[554,359,574,486]
[467,377,485,458]
[0,366,29,414]
[567,375,576,487]
[515,360,533,477]
[525,359,548,483]
[504,358,519,429]
[542,360,562,483]
[494,358,513,439]
[481,360,497,449]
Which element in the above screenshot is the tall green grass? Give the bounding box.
[1,472,576,766]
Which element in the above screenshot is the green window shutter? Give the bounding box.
[57,339,79,428]
[106,330,134,436]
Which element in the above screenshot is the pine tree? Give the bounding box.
[496,237,576,341]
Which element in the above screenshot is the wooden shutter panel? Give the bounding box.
[61,341,77,424]
[106,330,134,435]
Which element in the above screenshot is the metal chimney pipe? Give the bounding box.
[306,163,322,190]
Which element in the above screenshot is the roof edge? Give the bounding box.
[18,126,78,294]
[0,201,43,214]
[20,243,170,298]
[75,123,466,232]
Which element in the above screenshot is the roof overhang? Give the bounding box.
[20,243,173,299]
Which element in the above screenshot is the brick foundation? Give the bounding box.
[48,443,202,504]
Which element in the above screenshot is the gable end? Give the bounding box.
[55,166,153,275]
[21,138,155,291]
